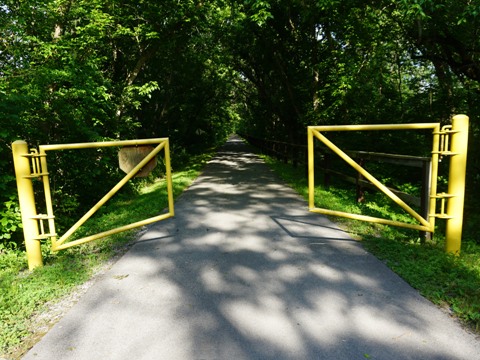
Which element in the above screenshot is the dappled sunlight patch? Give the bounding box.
[221,297,306,356]
[222,236,272,253]
[295,293,350,345]
[274,264,305,282]
[200,266,232,293]
[231,264,261,283]
[269,241,312,257]
[345,271,383,289]
[308,263,345,283]
[266,247,292,261]
[352,305,414,341]
[207,159,241,167]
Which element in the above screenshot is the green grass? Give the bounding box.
[262,155,480,333]
[0,152,212,359]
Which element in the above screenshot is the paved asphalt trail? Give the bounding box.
[23,136,480,360]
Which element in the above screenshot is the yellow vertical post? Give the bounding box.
[12,141,43,269]
[307,127,315,209]
[445,115,469,254]
[164,139,174,217]
[428,124,441,233]
[39,148,57,244]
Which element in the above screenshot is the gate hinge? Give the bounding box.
[21,149,49,178]
[31,214,57,240]
[430,192,455,219]
[432,125,460,158]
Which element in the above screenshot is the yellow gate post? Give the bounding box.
[12,141,43,270]
[444,115,469,254]
[308,127,315,209]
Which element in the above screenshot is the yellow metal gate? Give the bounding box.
[12,138,174,270]
[307,115,469,254]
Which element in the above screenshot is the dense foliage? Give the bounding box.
[1,0,480,248]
